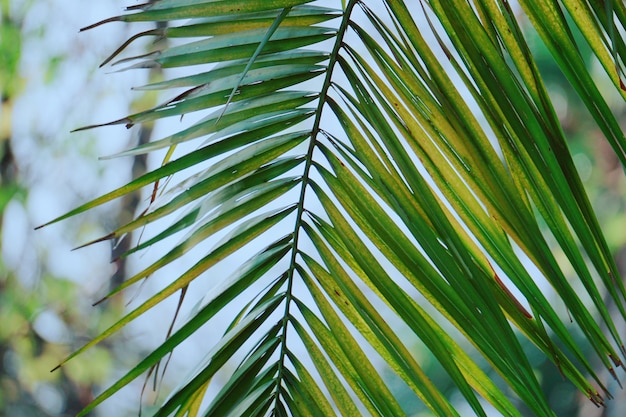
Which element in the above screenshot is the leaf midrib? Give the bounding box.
[272,0,360,410]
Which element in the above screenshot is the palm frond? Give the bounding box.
[44,0,626,415]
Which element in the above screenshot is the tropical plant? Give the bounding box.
[41,0,626,416]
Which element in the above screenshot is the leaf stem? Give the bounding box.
[273,0,359,410]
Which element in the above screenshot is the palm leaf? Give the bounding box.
[44,0,626,415]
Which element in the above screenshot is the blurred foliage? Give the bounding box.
[0,2,172,416]
[0,1,21,100]
[0,270,115,416]
[0,1,126,416]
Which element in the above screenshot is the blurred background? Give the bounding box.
[1,1,176,415]
[1,1,625,416]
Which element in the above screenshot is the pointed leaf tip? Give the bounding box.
[92,296,109,307]
[71,232,116,251]
[608,352,622,367]
[80,16,123,32]
[71,117,132,133]
[608,367,623,388]
[99,29,163,68]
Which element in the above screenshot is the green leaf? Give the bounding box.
[73,239,291,416]
[53,1,626,416]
